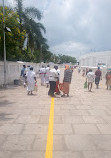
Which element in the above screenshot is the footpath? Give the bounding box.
[0,69,111,158]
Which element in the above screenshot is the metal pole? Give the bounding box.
[40,45,43,63]
[3,0,7,87]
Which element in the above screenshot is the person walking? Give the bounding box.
[55,66,61,95]
[106,69,111,90]
[48,66,58,97]
[87,69,95,92]
[45,65,50,88]
[39,65,46,86]
[61,65,72,97]
[25,67,37,95]
[95,67,102,88]
[20,65,26,87]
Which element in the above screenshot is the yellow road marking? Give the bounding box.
[45,97,55,158]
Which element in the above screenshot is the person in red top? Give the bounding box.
[95,67,102,88]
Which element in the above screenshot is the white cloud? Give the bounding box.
[3,0,111,58]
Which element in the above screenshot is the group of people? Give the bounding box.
[21,65,37,95]
[78,66,111,92]
[48,65,72,97]
[86,67,102,92]
[20,64,73,97]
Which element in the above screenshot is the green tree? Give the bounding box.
[0,6,26,60]
[15,0,47,54]
[58,54,77,64]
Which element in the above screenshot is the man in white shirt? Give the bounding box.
[45,65,50,88]
[39,65,46,86]
[25,67,37,95]
[48,66,58,97]
[87,69,95,92]
[55,66,61,94]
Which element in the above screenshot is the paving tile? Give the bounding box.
[0,114,18,124]
[72,124,100,134]
[1,135,35,151]
[70,110,90,115]
[0,135,7,146]
[62,116,84,124]
[11,151,45,158]
[57,104,76,110]
[54,116,63,124]
[97,124,111,134]
[23,124,48,134]
[88,110,108,116]
[31,109,50,115]
[83,151,111,158]
[53,135,67,151]
[54,109,70,115]
[54,124,73,134]
[0,124,24,134]
[65,135,97,151]
[0,151,12,158]
[33,135,47,151]
[65,135,111,151]
[76,106,93,110]
[15,115,39,123]
[53,151,84,158]
[83,116,106,123]
[38,115,49,124]
[102,116,111,123]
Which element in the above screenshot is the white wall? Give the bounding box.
[0,61,40,86]
[79,51,111,67]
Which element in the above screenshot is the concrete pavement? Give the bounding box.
[0,69,111,158]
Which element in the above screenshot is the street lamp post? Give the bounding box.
[40,44,43,63]
[2,0,7,87]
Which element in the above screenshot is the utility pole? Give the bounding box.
[3,0,7,87]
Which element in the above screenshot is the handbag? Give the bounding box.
[34,83,38,92]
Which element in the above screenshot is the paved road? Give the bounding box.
[0,69,111,158]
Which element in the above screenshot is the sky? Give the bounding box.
[1,0,111,59]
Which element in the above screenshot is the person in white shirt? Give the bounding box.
[55,66,61,95]
[39,65,46,86]
[25,67,37,95]
[48,66,58,97]
[45,65,50,88]
[87,69,95,92]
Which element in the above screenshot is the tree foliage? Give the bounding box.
[0,6,26,60]
[0,3,77,64]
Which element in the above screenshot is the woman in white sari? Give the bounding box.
[25,67,37,95]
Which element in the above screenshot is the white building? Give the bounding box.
[79,51,111,67]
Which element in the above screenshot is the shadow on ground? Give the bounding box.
[0,100,15,107]
[0,113,13,121]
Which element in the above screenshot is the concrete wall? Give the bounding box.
[79,51,111,77]
[79,51,111,67]
[0,61,40,86]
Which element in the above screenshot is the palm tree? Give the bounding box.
[15,0,48,54]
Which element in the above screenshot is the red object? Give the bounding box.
[55,80,60,93]
[106,74,111,80]
[59,83,63,92]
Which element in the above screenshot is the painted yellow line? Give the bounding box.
[45,97,55,158]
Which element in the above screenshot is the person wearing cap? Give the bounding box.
[20,65,26,87]
[25,67,37,95]
[48,66,58,97]
[95,67,102,88]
